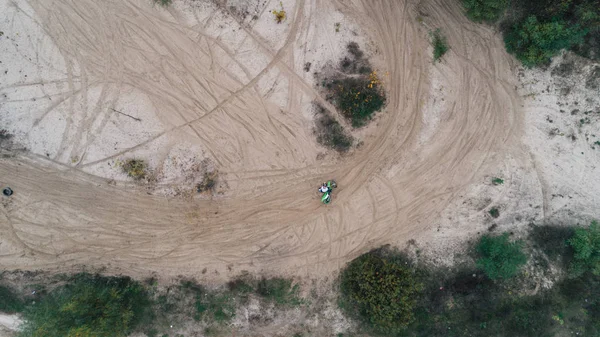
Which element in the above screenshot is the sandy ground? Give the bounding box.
[0,0,537,282]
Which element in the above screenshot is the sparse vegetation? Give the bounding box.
[196,171,217,193]
[19,273,150,337]
[153,0,172,7]
[476,233,527,280]
[257,277,301,306]
[431,29,449,62]
[462,0,509,22]
[339,249,423,335]
[122,159,148,180]
[315,106,353,152]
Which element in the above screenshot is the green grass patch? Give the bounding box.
[431,29,449,62]
[0,285,25,313]
[19,273,151,337]
[257,278,301,306]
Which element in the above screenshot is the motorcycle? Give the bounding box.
[318,180,337,204]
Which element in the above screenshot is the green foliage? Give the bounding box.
[153,0,172,6]
[476,233,527,280]
[431,29,449,62]
[257,278,301,306]
[19,274,150,337]
[340,251,423,335]
[0,285,24,313]
[463,0,509,22]
[492,177,504,185]
[568,221,600,277]
[505,16,586,67]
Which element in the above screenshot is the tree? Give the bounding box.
[340,252,423,334]
[463,0,509,22]
[19,274,149,337]
[504,15,587,67]
[476,233,527,280]
[568,221,600,277]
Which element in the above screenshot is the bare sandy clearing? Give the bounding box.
[0,0,520,281]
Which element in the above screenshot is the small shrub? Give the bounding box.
[492,177,504,185]
[489,207,500,218]
[196,171,217,193]
[568,221,600,277]
[19,273,150,337]
[0,285,24,313]
[257,278,301,306]
[272,2,286,23]
[153,0,172,6]
[476,233,527,280]
[340,251,423,334]
[463,0,509,23]
[122,159,148,180]
[431,29,449,62]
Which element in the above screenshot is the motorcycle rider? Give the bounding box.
[318,182,329,194]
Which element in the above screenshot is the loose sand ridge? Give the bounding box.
[0,0,520,280]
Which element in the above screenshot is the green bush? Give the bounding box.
[0,285,24,313]
[504,15,587,67]
[568,221,600,277]
[476,233,527,280]
[431,29,449,62]
[19,274,150,337]
[463,0,509,22]
[331,74,386,128]
[340,251,423,334]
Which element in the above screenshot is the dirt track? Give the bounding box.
[0,0,520,280]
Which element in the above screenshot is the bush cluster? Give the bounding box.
[462,0,600,65]
[339,250,423,335]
